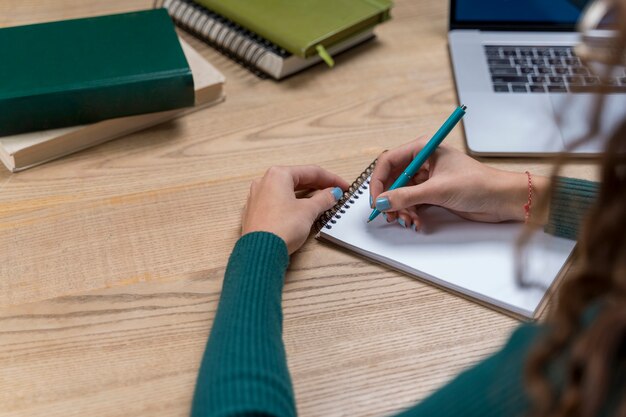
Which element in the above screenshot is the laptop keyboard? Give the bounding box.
[485,45,626,93]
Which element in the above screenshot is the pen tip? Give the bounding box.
[367,219,372,223]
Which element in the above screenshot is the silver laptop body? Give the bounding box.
[448,1,625,156]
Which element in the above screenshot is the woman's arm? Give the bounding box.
[368,138,599,240]
[191,232,295,417]
[191,166,348,417]
[545,177,598,240]
[392,324,539,417]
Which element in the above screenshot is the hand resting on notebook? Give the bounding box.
[369,137,551,230]
[241,165,349,254]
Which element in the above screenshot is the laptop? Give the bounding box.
[448,0,626,156]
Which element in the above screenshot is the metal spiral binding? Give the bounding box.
[314,159,378,233]
[157,0,288,78]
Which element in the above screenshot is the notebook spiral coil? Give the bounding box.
[156,0,287,78]
[314,159,378,233]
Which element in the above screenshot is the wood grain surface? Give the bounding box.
[0,1,598,416]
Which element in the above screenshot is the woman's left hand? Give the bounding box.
[242,165,349,254]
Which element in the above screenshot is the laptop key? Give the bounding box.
[531,58,546,66]
[491,75,528,83]
[488,58,511,66]
[548,58,563,65]
[566,75,584,84]
[549,76,565,84]
[531,76,547,83]
[554,67,569,75]
[493,84,510,93]
[511,84,528,92]
[571,84,626,93]
[538,67,552,74]
[548,85,568,93]
[503,49,518,57]
[552,49,570,57]
[585,76,600,85]
[520,67,536,75]
[490,67,518,75]
[564,58,581,66]
[621,77,626,84]
[529,85,546,93]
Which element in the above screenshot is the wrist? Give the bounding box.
[493,170,550,224]
[236,231,290,262]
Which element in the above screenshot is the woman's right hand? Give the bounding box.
[369,137,549,230]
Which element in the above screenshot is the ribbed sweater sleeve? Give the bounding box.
[191,232,295,417]
[545,177,599,240]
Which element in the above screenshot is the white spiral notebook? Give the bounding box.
[316,160,577,320]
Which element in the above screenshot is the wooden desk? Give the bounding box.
[0,1,596,416]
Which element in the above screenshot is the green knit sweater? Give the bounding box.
[191,178,599,417]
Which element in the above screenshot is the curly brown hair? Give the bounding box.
[523,1,626,416]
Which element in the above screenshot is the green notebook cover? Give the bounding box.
[0,9,194,136]
[193,0,392,59]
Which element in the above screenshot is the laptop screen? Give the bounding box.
[450,0,591,31]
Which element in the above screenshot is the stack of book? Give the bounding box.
[158,0,393,80]
[0,9,225,172]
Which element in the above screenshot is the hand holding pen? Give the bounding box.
[368,105,548,231]
[367,105,467,224]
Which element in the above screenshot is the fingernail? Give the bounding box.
[383,213,393,223]
[375,197,391,211]
[369,195,373,207]
[398,218,406,228]
[331,187,343,201]
[411,224,417,232]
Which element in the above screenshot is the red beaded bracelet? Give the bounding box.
[523,171,533,224]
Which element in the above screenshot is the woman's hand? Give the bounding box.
[369,137,549,230]
[242,165,349,254]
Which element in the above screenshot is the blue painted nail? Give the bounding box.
[411,224,417,231]
[331,187,343,201]
[375,197,391,211]
[398,218,406,228]
[369,195,373,207]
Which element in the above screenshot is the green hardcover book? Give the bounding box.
[192,0,392,60]
[0,9,194,136]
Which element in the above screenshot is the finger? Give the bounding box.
[375,180,441,212]
[396,210,411,229]
[405,208,421,232]
[369,137,430,203]
[277,165,350,192]
[306,187,343,218]
[370,167,429,210]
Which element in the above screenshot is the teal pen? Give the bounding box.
[367,104,467,223]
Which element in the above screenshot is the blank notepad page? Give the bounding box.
[318,177,577,319]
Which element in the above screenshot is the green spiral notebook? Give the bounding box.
[193,0,392,62]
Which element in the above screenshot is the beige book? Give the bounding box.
[0,39,225,172]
